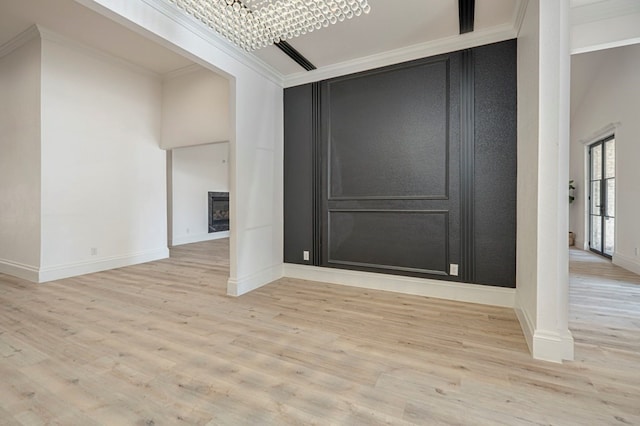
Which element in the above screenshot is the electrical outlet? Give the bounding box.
[449,264,459,276]
[303,250,310,261]
[186,228,190,234]
[90,247,98,256]
[635,247,639,257]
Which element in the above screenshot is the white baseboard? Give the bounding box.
[574,238,585,250]
[613,252,640,276]
[0,258,40,283]
[172,231,229,247]
[38,248,170,283]
[514,305,534,354]
[515,302,574,363]
[282,264,515,308]
[227,264,283,296]
[532,329,575,363]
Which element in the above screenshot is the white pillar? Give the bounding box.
[532,0,574,362]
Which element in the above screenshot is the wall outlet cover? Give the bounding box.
[303,250,310,261]
[449,264,459,276]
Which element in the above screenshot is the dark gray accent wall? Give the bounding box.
[283,84,313,264]
[284,39,517,288]
[321,54,461,280]
[473,40,517,287]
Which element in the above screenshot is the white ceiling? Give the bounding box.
[0,0,193,75]
[0,0,521,78]
[0,0,636,83]
[251,0,519,75]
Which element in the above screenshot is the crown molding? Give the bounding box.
[571,0,640,25]
[0,24,161,79]
[36,25,161,79]
[283,24,517,88]
[162,63,203,80]
[138,0,284,86]
[513,0,530,37]
[0,25,40,60]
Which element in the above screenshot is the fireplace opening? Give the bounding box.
[208,191,229,233]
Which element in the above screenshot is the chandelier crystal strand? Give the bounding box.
[168,0,371,51]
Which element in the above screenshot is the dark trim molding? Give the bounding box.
[324,56,452,202]
[459,0,475,34]
[311,82,322,265]
[460,49,475,282]
[276,40,317,71]
[327,209,450,276]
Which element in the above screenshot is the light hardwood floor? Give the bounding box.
[1,241,638,425]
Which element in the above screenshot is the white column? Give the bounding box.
[532,0,574,362]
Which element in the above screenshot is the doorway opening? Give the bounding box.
[588,135,615,258]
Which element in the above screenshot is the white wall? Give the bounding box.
[0,35,42,281]
[172,143,229,246]
[78,0,285,295]
[39,33,169,282]
[570,43,640,275]
[161,65,230,149]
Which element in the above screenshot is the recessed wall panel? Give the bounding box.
[328,210,448,275]
[327,60,449,200]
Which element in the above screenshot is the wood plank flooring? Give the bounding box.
[1,241,639,425]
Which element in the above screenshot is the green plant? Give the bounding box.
[569,180,576,204]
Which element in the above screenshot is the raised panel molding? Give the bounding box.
[327,210,449,276]
[326,58,451,201]
[460,49,476,283]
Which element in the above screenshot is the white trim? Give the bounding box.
[515,304,575,363]
[613,252,640,276]
[283,264,515,308]
[513,0,530,37]
[38,247,169,283]
[283,25,517,88]
[579,122,621,146]
[172,231,229,247]
[570,0,640,26]
[0,25,40,59]
[532,329,575,363]
[227,264,283,296]
[571,37,640,56]
[163,63,204,80]
[514,305,534,354]
[580,125,618,260]
[0,259,40,283]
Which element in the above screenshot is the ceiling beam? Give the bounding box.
[275,41,317,71]
[459,0,475,34]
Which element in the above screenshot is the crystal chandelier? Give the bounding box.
[169,0,371,51]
